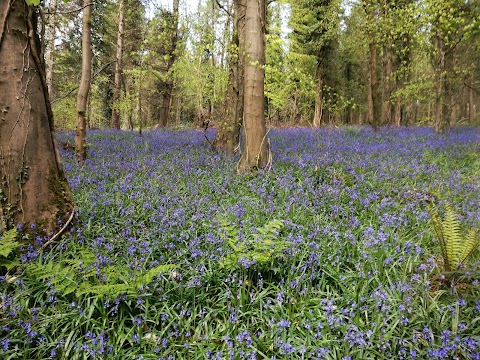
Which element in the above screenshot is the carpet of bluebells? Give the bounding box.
[1,126,480,360]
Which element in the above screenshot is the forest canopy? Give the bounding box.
[42,0,479,132]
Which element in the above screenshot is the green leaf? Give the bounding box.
[25,0,41,6]
[0,228,20,258]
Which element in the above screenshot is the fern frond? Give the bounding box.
[428,204,448,269]
[442,203,463,266]
[459,229,480,264]
[0,228,20,258]
[219,218,287,271]
[255,219,284,241]
[429,202,480,272]
[138,264,176,284]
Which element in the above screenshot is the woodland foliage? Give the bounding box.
[44,0,479,130]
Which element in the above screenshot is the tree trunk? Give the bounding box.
[368,41,380,130]
[394,95,402,127]
[434,35,450,133]
[45,0,57,97]
[313,65,323,127]
[158,91,172,127]
[468,74,475,122]
[0,1,74,234]
[157,0,179,128]
[215,0,245,156]
[75,0,92,163]
[138,77,143,135]
[111,0,125,129]
[364,0,380,130]
[381,43,393,125]
[237,0,268,173]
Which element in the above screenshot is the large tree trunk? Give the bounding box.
[215,0,245,156]
[0,1,74,234]
[75,0,92,163]
[45,0,57,97]
[111,0,125,129]
[237,0,268,173]
[158,91,172,127]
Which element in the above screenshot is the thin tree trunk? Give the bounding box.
[111,0,125,129]
[368,41,380,130]
[364,0,380,130]
[45,0,57,97]
[75,0,92,163]
[215,0,245,156]
[138,78,143,135]
[157,0,179,128]
[0,0,74,234]
[468,74,475,122]
[381,43,393,125]
[238,0,268,173]
[394,95,402,127]
[313,65,323,127]
[434,35,450,133]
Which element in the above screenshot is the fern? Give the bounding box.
[25,248,176,299]
[429,203,480,272]
[219,218,287,271]
[0,228,21,271]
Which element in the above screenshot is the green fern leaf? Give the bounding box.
[0,228,20,258]
[429,205,447,262]
[0,258,19,271]
[442,204,464,266]
[138,264,176,284]
[430,202,480,271]
[459,229,479,264]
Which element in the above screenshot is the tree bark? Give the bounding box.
[364,0,380,130]
[367,41,380,130]
[381,43,393,125]
[0,0,74,234]
[468,74,475,122]
[75,0,92,162]
[215,0,245,156]
[157,0,179,128]
[111,0,125,129]
[45,0,57,97]
[237,0,268,173]
[313,65,323,127]
[394,94,402,127]
[434,35,450,133]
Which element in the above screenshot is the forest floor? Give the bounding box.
[1,126,480,359]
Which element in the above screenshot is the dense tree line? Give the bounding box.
[43,0,479,134]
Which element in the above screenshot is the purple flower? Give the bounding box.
[132,333,140,343]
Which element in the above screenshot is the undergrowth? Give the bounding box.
[1,127,480,359]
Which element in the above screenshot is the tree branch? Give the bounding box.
[43,3,94,16]
[464,81,480,95]
[214,0,232,17]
